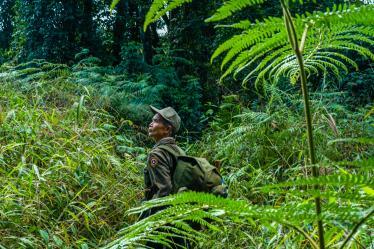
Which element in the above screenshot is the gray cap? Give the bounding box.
[150,105,181,133]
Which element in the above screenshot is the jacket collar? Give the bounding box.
[154,137,176,148]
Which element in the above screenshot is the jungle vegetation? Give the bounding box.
[0,0,373,248]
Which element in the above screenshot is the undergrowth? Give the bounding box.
[0,62,145,248]
[0,60,372,248]
[187,88,374,248]
[104,88,373,248]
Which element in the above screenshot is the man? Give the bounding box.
[142,106,188,248]
[144,105,185,202]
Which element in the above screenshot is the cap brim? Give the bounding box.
[149,105,172,126]
[149,105,160,114]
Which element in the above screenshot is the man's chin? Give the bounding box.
[148,132,156,140]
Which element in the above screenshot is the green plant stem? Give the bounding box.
[280,1,325,248]
[339,209,374,249]
[295,46,325,249]
[284,222,319,249]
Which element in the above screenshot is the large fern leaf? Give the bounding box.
[143,0,193,31]
[205,0,265,23]
[216,4,374,85]
[102,190,373,248]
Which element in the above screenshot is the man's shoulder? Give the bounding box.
[147,146,177,169]
[154,143,185,157]
[150,146,168,157]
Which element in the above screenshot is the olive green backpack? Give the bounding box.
[158,145,228,198]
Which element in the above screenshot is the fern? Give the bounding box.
[143,0,193,32]
[0,60,70,83]
[205,0,265,23]
[215,19,252,29]
[102,190,373,248]
[211,4,374,86]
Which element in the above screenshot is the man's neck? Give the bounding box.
[154,137,175,147]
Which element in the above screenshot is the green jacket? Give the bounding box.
[144,137,185,201]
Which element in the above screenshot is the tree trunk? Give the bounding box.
[112,0,127,64]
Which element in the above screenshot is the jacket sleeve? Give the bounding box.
[146,150,174,199]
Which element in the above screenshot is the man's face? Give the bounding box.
[148,113,171,141]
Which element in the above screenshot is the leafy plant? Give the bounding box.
[106,0,374,248]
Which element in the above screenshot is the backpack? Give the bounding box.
[158,145,228,198]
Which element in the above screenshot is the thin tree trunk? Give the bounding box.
[113,0,127,64]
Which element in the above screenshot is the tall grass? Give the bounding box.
[0,62,145,248]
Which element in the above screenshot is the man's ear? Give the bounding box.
[167,125,173,136]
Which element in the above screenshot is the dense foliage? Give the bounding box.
[107,0,373,248]
[0,0,373,248]
[0,62,148,247]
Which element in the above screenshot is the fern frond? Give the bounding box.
[316,51,358,71]
[260,174,373,192]
[238,46,292,82]
[306,4,374,27]
[286,158,374,174]
[308,56,349,74]
[211,17,284,64]
[261,186,374,202]
[335,158,374,171]
[143,0,192,31]
[206,0,265,23]
[220,33,288,82]
[255,53,295,86]
[102,191,373,248]
[210,34,248,64]
[329,41,374,61]
[233,110,271,122]
[215,19,252,29]
[213,4,374,86]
